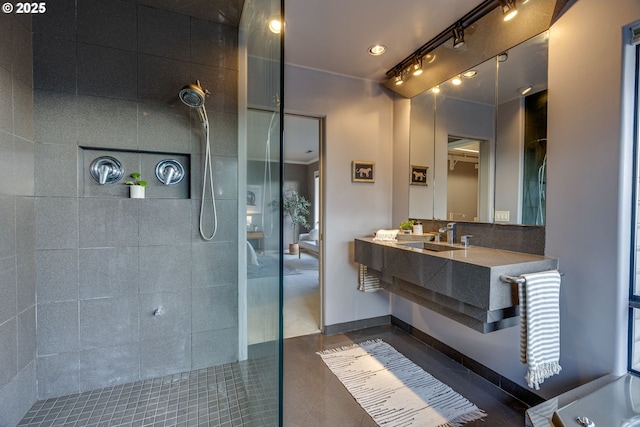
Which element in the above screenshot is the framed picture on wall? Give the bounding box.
[247,185,262,214]
[410,165,428,186]
[352,161,375,183]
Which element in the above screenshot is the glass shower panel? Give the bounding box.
[239,0,282,425]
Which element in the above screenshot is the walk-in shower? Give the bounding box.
[180,80,218,240]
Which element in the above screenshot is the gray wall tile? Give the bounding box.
[37,301,79,355]
[17,306,36,371]
[0,318,17,389]
[77,43,138,100]
[137,102,190,153]
[0,131,14,194]
[79,343,139,392]
[139,199,191,246]
[16,197,35,313]
[13,78,34,141]
[13,137,35,196]
[191,328,237,370]
[191,198,237,243]
[0,13,10,72]
[79,296,139,349]
[139,245,190,294]
[0,255,17,325]
[37,352,79,399]
[0,66,12,133]
[190,19,238,69]
[77,95,138,149]
[191,242,237,288]
[35,197,78,250]
[137,54,190,104]
[140,335,191,378]
[0,360,36,427]
[79,247,138,299]
[209,112,238,157]
[32,0,76,40]
[33,34,77,93]
[12,18,32,86]
[138,6,190,62]
[0,194,15,254]
[34,90,77,144]
[77,0,137,51]
[192,285,237,333]
[191,64,237,114]
[139,291,191,340]
[35,143,78,197]
[78,198,139,248]
[36,249,78,303]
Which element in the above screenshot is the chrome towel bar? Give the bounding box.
[500,271,564,285]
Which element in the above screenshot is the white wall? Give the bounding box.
[545,0,640,394]
[284,65,393,326]
[392,0,640,399]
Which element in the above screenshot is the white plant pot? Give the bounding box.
[129,185,145,199]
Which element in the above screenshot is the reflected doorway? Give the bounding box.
[447,136,487,222]
[283,114,322,338]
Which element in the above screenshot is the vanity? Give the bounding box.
[354,236,557,333]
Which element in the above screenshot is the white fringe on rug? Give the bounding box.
[317,340,486,427]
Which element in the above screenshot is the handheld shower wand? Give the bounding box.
[179,80,218,241]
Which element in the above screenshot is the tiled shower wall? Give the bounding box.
[0,13,37,427]
[32,0,239,400]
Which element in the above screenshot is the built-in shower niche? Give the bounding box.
[81,148,190,199]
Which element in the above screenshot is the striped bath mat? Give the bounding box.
[317,340,486,427]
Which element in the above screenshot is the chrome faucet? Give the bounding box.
[439,222,456,243]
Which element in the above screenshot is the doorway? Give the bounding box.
[283,114,322,338]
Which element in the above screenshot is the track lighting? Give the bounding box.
[452,24,465,49]
[394,72,404,86]
[519,85,533,95]
[412,58,424,76]
[500,0,517,21]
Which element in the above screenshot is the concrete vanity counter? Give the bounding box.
[354,237,558,333]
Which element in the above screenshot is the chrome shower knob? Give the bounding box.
[155,159,185,185]
[90,156,124,185]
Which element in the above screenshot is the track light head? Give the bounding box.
[412,57,423,76]
[452,24,465,49]
[500,0,517,21]
[394,71,404,86]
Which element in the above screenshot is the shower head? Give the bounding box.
[179,80,209,124]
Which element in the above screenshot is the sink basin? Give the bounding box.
[400,241,466,252]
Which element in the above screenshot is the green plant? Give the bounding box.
[399,220,414,230]
[124,173,147,187]
[282,191,311,241]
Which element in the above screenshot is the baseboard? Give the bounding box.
[390,316,545,408]
[323,315,391,335]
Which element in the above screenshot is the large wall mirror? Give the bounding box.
[408,31,548,225]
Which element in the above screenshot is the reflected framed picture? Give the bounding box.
[247,185,262,214]
[410,165,428,186]
[352,161,375,183]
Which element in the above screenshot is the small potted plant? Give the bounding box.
[125,173,147,199]
[399,220,414,234]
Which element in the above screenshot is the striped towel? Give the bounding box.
[519,270,562,390]
[373,229,399,241]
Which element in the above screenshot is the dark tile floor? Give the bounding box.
[18,325,526,427]
[283,325,528,426]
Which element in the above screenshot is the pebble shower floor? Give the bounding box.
[17,359,278,427]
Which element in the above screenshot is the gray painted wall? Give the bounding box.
[30,0,239,400]
[0,13,37,427]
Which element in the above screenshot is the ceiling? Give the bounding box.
[283,0,486,82]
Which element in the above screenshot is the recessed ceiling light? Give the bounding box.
[425,54,436,64]
[432,85,440,94]
[268,18,282,34]
[497,52,508,62]
[368,45,386,56]
[451,75,462,85]
[462,70,477,78]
